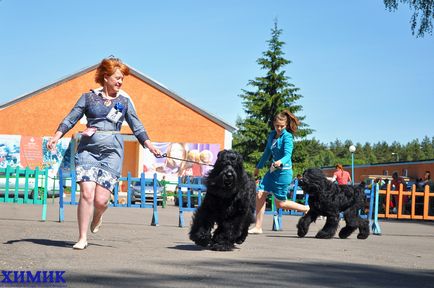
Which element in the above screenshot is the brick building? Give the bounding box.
[0,62,235,177]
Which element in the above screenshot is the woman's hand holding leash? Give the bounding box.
[144,140,162,157]
[157,153,214,166]
[47,131,62,152]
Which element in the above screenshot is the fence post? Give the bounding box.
[24,167,31,203]
[270,195,281,231]
[33,167,40,204]
[126,172,132,208]
[151,173,159,226]
[13,166,20,203]
[161,179,168,208]
[58,169,65,222]
[178,176,185,227]
[371,183,382,235]
[4,165,11,202]
[197,177,203,206]
[423,185,430,220]
[71,170,77,204]
[41,167,48,221]
[139,173,145,207]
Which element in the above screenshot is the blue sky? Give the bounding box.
[0,0,433,145]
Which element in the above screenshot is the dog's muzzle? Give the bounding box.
[222,167,236,188]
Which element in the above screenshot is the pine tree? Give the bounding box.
[233,21,312,169]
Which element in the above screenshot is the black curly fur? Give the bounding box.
[297,168,370,240]
[189,150,256,251]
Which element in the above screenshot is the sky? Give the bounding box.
[0,0,433,146]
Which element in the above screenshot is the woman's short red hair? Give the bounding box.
[95,57,130,86]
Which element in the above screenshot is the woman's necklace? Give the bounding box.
[102,91,116,107]
[104,99,112,107]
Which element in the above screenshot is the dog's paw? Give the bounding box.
[315,230,334,239]
[338,226,356,239]
[235,237,246,245]
[357,232,369,240]
[296,222,308,238]
[210,241,234,251]
[235,238,246,245]
[190,232,211,247]
[235,232,248,244]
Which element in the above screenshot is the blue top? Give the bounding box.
[256,129,293,170]
[57,89,150,177]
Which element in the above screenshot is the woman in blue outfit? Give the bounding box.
[248,110,309,234]
[47,57,161,249]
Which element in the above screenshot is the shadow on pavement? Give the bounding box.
[4,238,74,248]
[64,259,434,288]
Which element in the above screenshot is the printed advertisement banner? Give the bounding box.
[142,142,220,182]
[20,136,43,169]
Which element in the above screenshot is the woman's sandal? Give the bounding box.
[90,216,103,234]
[248,228,263,234]
[72,241,88,250]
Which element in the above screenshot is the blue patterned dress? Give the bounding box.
[56,89,150,191]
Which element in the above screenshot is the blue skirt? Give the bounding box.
[258,168,293,201]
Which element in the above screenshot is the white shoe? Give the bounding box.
[90,216,103,233]
[248,228,263,234]
[72,241,88,250]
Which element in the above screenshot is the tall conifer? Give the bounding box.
[233,21,312,167]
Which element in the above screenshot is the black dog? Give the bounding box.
[297,168,369,239]
[189,150,256,251]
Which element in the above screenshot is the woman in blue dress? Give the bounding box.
[248,110,309,234]
[47,57,161,249]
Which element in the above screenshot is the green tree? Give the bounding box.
[292,138,328,174]
[233,21,312,171]
[420,136,434,159]
[361,142,377,164]
[405,139,424,160]
[384,0,434,37]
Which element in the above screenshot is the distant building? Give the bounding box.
[322,159,434,184]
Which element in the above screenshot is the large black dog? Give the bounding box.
[189,150,256,251]
[297,168,369,239]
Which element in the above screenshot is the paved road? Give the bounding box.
[1,202,434,287]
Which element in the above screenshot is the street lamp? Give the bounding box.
[391,152,399,162]
[349,145,356,184]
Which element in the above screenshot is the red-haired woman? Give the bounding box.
[47,57,161,249]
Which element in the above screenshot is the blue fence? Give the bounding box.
[58,170,159,226]
[0,165,49,221]
[176,176,206,227]
[265,179,309,231]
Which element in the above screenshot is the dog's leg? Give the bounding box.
[356,217,370,239]
[210,223,235,251]
[339,208,359,239]
[297,211,318,237]
[189,207,214,247]
[316,215,339,239]
[235,214,253,245]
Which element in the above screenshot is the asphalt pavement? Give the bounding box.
[1,202,434,287]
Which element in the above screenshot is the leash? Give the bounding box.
[157,153,214,167]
